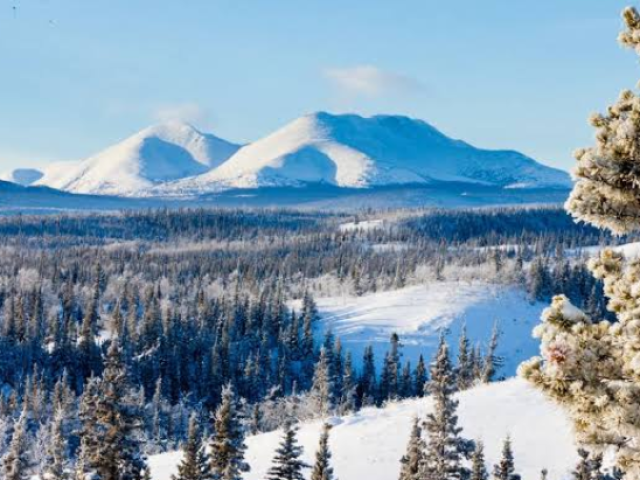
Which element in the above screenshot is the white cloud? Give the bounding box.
[152,102,209,125]
[323,65,424,98]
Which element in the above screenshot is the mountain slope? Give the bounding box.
[37,123,240,196]
[0,168,44,186]
[161,112,570,194]
[149,379,577,480]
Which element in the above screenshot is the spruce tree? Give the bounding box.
[493,437,520,480]
[310,423,335,480]
[266,421,309,480]
[3,408,30,480]
[414,355,428,398]
[209,384,249,480]
[398,417,425,480]
[470,442,488,480]
[481,323,502,384]
[359,346,377,407]
[339,352,357,414]
[172,413,211,480]
[310,348,334,416]
[457,326,473,391]
[93,340,148,480]
[43,411,70,480]
[422,336,472,480]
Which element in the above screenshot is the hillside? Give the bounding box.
[299,282,547,376]
[160,112,571,195]
[149,379,577,480]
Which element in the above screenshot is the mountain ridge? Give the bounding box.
[31,112,571,200]
[155,112,570,196]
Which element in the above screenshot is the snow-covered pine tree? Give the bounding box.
[209,384,249,480]
[93,339,148,480]
[481,323,502,384]
[457,326,473,391]
[310,348,334,416]
[75,376,101,480]
[470,442,488,480]
[172,413,211,480]
[519,8,640,480]
[339,352,357,415]
[492,437,520,480]
[2,407,30,480]
[266,420,309,480]
[398,417,425,480]
[422,336,472,480]
[414,355,428,398]
[359,346,377,406]
[310,423,335,480]
[42,411,70,480]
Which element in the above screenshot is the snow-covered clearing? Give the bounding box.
[303,283,546,376]
[339,219,386,232]
[149,379,576,480]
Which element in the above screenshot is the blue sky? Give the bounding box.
[0,0,638,172]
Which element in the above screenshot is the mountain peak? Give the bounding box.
[37,123,240,196]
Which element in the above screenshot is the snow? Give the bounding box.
[158,112,571,196]
[148,379,577,480]
[300,283,547,376]
[339,219,385,232]
[567,242,640,259]
[36,122,240,197]
[0,168,43,186]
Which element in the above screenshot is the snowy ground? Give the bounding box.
[339,219,386,232]
[149,379,577,480]
[567,242,640,259]
[301,283,547,376]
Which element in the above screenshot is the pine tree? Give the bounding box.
[398,417,425,480]
[93,340,148,480]
[481,323,502,384]
[172,414,211,480]
[470,442,488,480]
[310,423,335,480]
[359,346,377,407]
[493,437,520,480]
[2,408,30,480]
[414,355,428,398]
[266,421,309,480]
[339,352,357,414]
[43,411,70,480]
[310,348,334,416]
[457,326,473,391]
[209,384,249,480]
[422,336,472,480]
[75,377,101,480]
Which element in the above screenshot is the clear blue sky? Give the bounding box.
[0,0,638,172]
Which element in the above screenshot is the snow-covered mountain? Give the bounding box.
[149,379,577,480]
[37,122,240,196]
[0,168,44,186]
[159,112,570,195]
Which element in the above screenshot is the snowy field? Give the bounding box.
[149,379,577,480]
[302,283,547,376]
